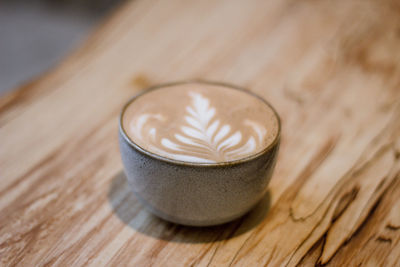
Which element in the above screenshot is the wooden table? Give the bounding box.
[1,0,400,265]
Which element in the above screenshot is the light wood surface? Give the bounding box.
[1,0,400,266]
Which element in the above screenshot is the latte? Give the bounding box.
[122,82,279,163]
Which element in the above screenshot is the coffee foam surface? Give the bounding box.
[122,83,279,163]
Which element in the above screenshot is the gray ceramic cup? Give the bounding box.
[119,81,280,226]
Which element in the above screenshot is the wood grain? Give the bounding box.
[1,0,400,266]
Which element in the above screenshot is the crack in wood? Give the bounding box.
[208,219,244,267]
[298,233,326,267]
[332,186,359,223]
[291,138,395,224]
[296,158,398,265]
[280,119,399,266]
[206,242,221,267]
[227,234,251,267]
[376,236,392,244]
[263,245,277,267]
[189,240,217,267]
[386,224,400,231]
[286,148,395,265]
[289,136,339,222]
[322,170,400,265]
[317,196,384,266]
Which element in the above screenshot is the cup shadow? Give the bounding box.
[108,171,271,243]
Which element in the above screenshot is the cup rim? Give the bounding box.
[119,80,281,167]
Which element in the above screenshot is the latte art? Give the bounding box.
[131,93,266,163]
[122,83,278,163]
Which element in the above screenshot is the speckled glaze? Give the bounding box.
[119,81,281,226]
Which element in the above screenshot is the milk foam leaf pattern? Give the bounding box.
[129,92,267,163]
[158,92,265,163]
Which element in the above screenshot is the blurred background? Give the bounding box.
[0,0,125,95]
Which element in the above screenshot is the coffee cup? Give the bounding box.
[119,81,280,226]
